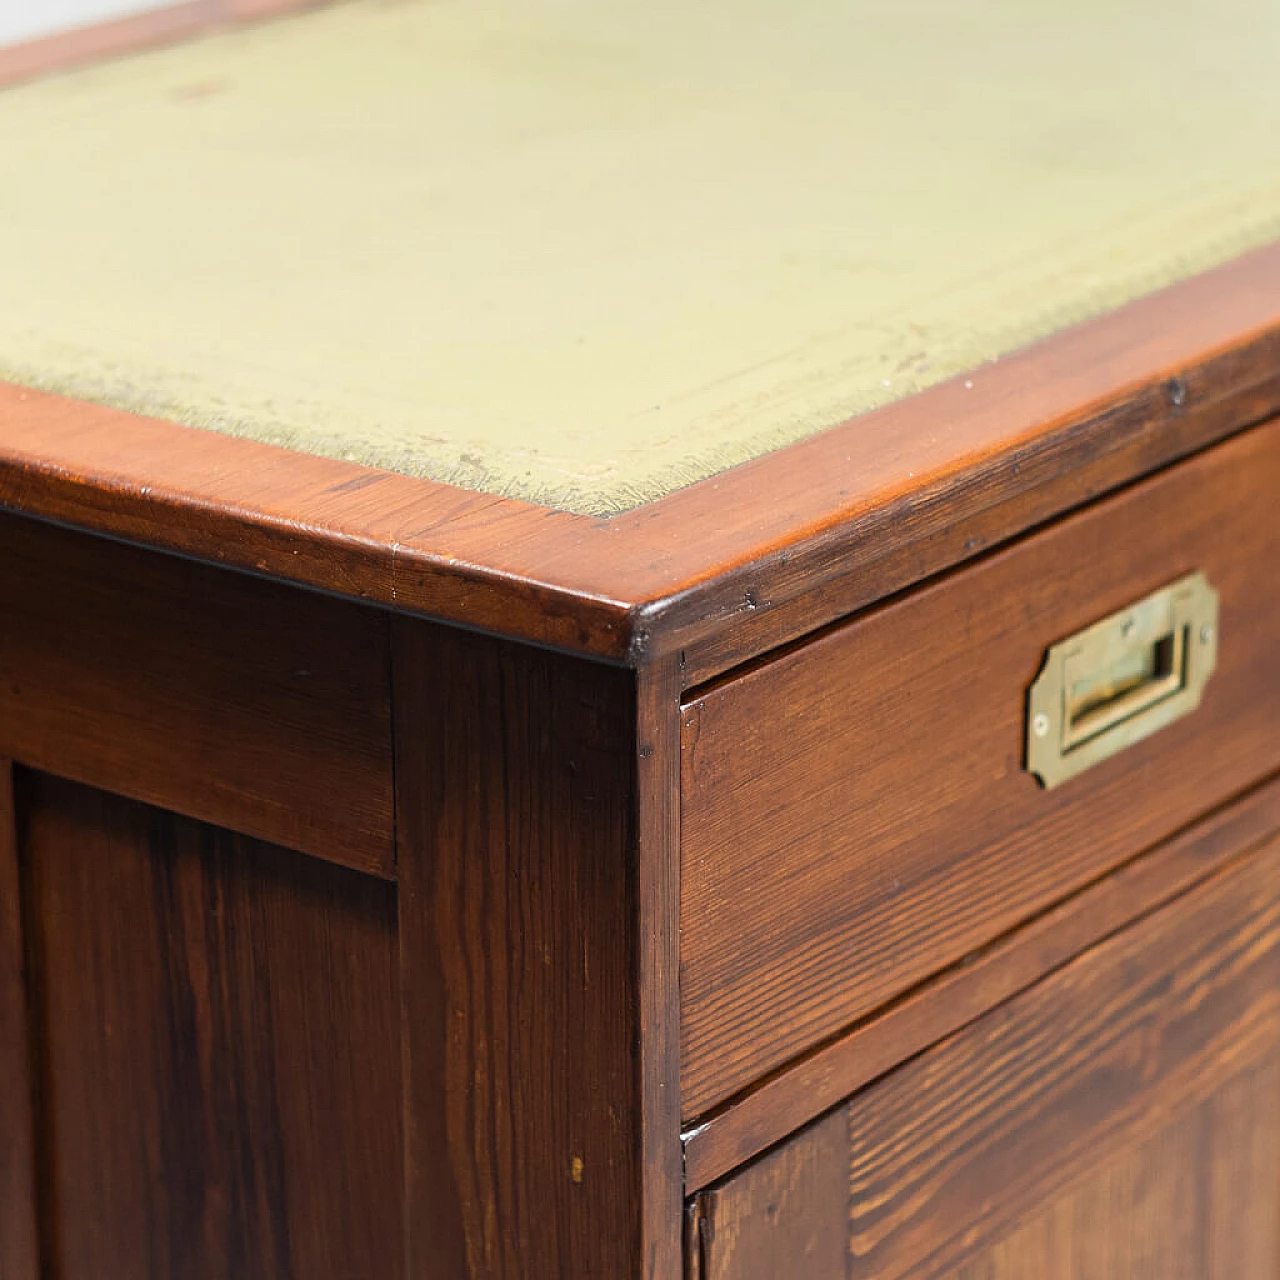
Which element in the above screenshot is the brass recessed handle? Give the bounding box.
[1026,572,1218,789]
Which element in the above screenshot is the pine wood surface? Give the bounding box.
[15,771,403,1280]
[680,419,1280,1118]
[690,831,1280,1279]
[683,772,1280,1191]
[0,510,395,877]
[0,42,1275,1260]
[393,623,684,1277]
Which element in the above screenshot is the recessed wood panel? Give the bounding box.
[691,833,1280,1279]
[0,511,394,876]
[17,771,402,1280]
[681,421,1280,1116]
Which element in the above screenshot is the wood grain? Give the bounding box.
[0,511,394,876]
[394,622,683,1278]
[945,1058,1280,1280]
[637,659,685,1280]
[680,420,1280,1117]
[0,762,39,1280]
[688,1108,847,1280]
[683,771,1280,1190]
[16,770,402,1280]
[1,243,1278,668]
[693,833,1280,1279]
[673,351,1280,689]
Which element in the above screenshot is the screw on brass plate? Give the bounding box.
[1121,617,1137,640]
[1032,713,1051,738]
[1200,623,1215,644]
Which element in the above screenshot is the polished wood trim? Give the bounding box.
[683,772,1280,1191]
[0,762,40,1280]
[674,350,1280,690]
[2,242,1278,666]
[0,4,210,89]
[0,1,329,89]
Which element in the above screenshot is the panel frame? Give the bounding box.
[0,510,395,877]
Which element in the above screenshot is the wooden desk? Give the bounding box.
[1,3,1278,1276]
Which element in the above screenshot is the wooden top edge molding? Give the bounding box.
[0,3,330,92]
[2,241,1279,664]
[0,5,209,92]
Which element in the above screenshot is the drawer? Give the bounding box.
[688,816,1280,1280]
[680,420,1280,1117]
[0,512,394,876]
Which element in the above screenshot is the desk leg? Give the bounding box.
[394,623,683,1279]
[0,761,40,1280]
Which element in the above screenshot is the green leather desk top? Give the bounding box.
[2,0,1278,514]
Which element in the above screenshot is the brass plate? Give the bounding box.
[1026,572,1219,789]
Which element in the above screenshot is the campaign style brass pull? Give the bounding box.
[1026,572,1218,789]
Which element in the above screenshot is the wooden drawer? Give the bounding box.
[0,512,394,876]
[680,421,1280,1117]
[688,813,1280,1279]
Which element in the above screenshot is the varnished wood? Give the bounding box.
[688,1108,847,1280]
[693,834,1280,1279]
[944,1060,1280,1279]
[637,659,686,1280]
[0,511,394,876]
[16,770,402,1279]
[680,420,1280,1117]
[683,771,1280,1190]
[0,762,39,1280]
[671,348,1280,689]
[0,243,1277,668]
[393,622,683,1278]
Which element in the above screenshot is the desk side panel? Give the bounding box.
[13,770,403,1280]
[0,511,395,877]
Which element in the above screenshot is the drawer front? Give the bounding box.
[681,420,1280,1116]
[0,512,394,876]
[689,826,1280,1280]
